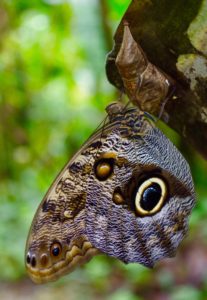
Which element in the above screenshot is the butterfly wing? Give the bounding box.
[85,107,195,267]
[25,106,133,283]
[25,104,195,284]
[25,118,117,283]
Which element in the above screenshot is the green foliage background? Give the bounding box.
[0,1,207,299]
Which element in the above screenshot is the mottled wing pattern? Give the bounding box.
[85,107,195,267]
[25,106,132,283]
[25,104,195,284]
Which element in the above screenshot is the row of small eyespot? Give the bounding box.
[26,242,62,267]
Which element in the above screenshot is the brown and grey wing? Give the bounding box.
[85,123,195,268]
[25,111,126,283]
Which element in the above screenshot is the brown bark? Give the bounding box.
[106,0,207,159]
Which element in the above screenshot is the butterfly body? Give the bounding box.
[25,104,195,283]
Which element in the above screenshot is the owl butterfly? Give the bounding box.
[115,22,176,116]
[25,103,195,283]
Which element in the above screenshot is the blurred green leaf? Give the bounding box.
[171,286,202,300]
[107,289,143,300]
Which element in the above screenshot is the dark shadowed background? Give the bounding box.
[0,0,207,299]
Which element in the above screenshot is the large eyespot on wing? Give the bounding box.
[134,177,168,216]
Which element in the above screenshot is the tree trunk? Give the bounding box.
[106,0,207,159]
